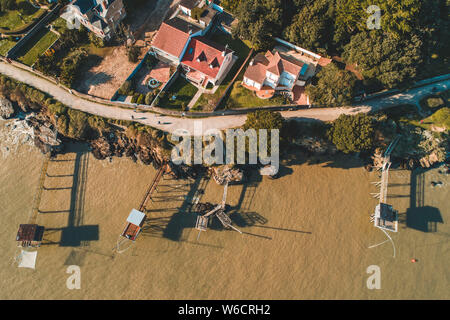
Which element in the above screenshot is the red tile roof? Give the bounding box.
[181,37,233,80]
[152,18,200,58]
[244,50,304,85]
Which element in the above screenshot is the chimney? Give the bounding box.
[222,44,228,57]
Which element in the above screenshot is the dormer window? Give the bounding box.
[196,51,206,62]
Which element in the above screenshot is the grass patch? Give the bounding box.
[226,81,288,109]
[420,95,445,111]
[51,17,69,34]
[0,1,44,31]
[16,28,58,65]
[158,76,197,110]
[0,38,17,56]
[424,107,450,131]
[379,103,449,132]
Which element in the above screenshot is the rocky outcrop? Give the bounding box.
[26,115,63,154]
[0,97,14,119]
[210,165,244,185]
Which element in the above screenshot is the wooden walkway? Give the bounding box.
[28,154,50,225]
[138,164,167,213]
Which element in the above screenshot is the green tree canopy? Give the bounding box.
[327,113,375,153]
[232,0,283,50]
[243,110,284,131]
[283,0,334,51]
[306,63,356,107]
[342,31,423,89]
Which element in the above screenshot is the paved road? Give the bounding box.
[1,61,448,135]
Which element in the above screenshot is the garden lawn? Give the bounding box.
[158,76,197,110]
[51,17,69,34]
[16,28,58,66]
[0,1,44,31]
[226,81,288,108]
[0,39,17,56]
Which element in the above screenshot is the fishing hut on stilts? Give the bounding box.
[194,172,242,240]
[14,121,60,269]
[115,163,168,253]
[370,137,400,232]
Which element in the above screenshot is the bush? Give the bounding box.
[136,94,144,105]
[327,114,374,153]
[423,96,445,109]
[127,46,140,63]
[89,32,105,48]
[191,7,206,20]
[131,92,140,103]
[59,49,88,87]
[243,110,284,131]
[48,102,67,116]
[118,80,132,95]
[145,54,158,69]
[1,0,16,11]
[145,91,154,105]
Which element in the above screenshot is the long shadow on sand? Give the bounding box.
[41,143,99,250]
[402,168,444,232]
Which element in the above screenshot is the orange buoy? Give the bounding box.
[411,258,417,263]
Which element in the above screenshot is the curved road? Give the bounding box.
[1,61,448,134]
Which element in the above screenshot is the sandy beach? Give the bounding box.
[0,120,448,299]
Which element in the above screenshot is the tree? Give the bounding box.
[327,114,374,153]
[221,0,242,13]
[306,63,356,107]
[145,91,154,105]
[1,0,17,11]
[334,0,422,40]
[283,0,334,51]
[89,32,105,48]
[244,110,284,131]
[59,49,88,87]
[342,31,423,89]
[136,94,144,105]
[118,80,132,95]
[35,54,60,77]
[232,0,283,50]
[191,7,205,20]
[128,46,140,63]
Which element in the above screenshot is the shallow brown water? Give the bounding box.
[1,121,449,299]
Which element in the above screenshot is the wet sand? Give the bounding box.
[1,122,449,299]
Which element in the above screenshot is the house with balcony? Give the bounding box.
[242,39,324,103]
[243,50,309,93]
[64,0,126,40]
[180,36,234,88]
